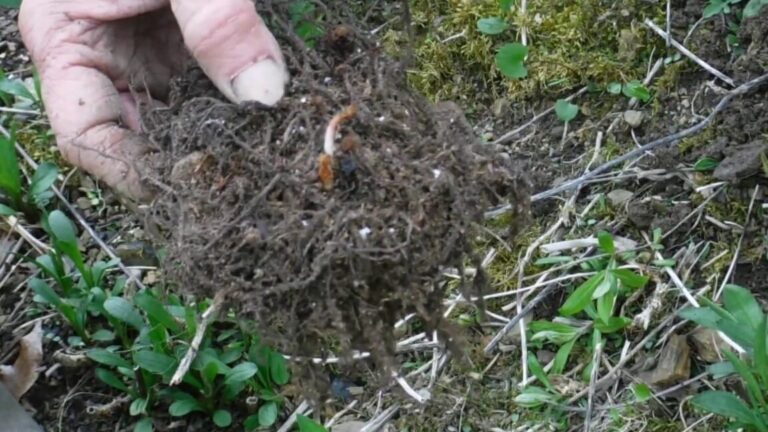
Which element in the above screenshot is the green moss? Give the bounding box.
[386,0,667,105]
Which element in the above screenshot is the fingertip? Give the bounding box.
[231,58,289,106]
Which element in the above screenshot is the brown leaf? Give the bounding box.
[0,321,44,399]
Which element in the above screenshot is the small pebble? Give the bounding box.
[76,197,92,210]
[623,110,644,128]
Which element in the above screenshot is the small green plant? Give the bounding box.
[30,210,120,342]
[516,231,650,406]
[679,284,768,431]
[0,128,58,220]
[476,0,529,79]
[554,99,579,123]
[606,80,652,102]
[289,0,324,47]
[85,290,291,431]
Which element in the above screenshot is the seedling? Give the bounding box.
[680,284,768,431]
[496,43,528,79]
[554,99,579,123]
[606,80,652,102]
[0,127,58,221]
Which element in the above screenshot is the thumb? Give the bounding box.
[170,0,289,106]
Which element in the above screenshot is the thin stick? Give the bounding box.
[361,404,400,432]
[170,291,226,385]
[584,342,602,432]
[522,72,767,204]
[644,19,735,87]
[276,400,311,432]
[393,372,427,404]
[715,184,760,300]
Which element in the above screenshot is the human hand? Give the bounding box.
[18,0,289,201]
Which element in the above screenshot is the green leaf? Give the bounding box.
[104,297,146,331]
[622,80,651,102]
[594,316,631,333]
[134,418,153,432]
[499,0,514,13]
[244,414,260,431]
[597,287,617,324]
[224,362,258,386]
[560,272,604,316]
[708,361,736,379]
[0,0,22,8]
[168,393,203,417]
[703,1,726,18]
[513,386,558,408]
[87,348,132,369]
[29,162,58,198]
[597,231,615,254]
[95,367,128,392]
[202,360,220,387]
[743,0,768,17]
[592,271,614,299]
[269,351,290,385]
[0,74,34,101]
[495,43,528,79]
[0,130,22,206]
[723,349,765,407]
[134,350,177,375]
[91,329,115,342]
[691,391,757,425]
[678,306,723,329]
[530,321,580,345]
[527,352,553,391]
[632,383,652,402]
[48,210,78,244]
[722,284,764,331]
[29,278,62,306]
[130,398,148,416]
[213,409,232,428]
[693,157,719,172]
[477,17,508,35]
[755,315,768,386]
[612,269,649,289]
[296,414,328,432]
[0,203,16,215]
[606,82,622,94]
[258,402,278,426]
[219,345,245,364]
[135,292,180,333]
[553,338,577,374]
[554,99,578,122]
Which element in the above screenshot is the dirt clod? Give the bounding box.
[139,0,529,395]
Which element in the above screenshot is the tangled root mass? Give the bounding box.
[140,0,530,391]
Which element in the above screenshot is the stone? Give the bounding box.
[637,334,690,388]
[607,189,633,206]
[690,327,726,363]
[713,140,768,182]
[0,383,44,432]
[623,110,644,128]
[115,241,159,268]
[76,197,92,210]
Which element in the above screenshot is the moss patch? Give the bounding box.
[385,0,667,105]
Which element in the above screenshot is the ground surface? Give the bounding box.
[1,0,768,431]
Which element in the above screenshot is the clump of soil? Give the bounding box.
[139,0,529,393]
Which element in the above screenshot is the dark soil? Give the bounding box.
[138,0,530,398]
